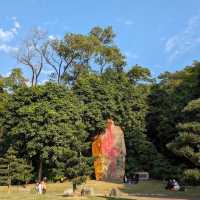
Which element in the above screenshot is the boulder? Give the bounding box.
[81,187,94,196]
[63,188,73,196]
[109,188,120,197]
[92,119,126,181]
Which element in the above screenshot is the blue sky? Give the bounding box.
[0,0,200,80]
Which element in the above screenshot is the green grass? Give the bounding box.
[0,180,199,200]
[120,180,200,199]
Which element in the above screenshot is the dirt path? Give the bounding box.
[129,197,198,200]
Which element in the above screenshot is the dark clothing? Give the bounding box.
[165,180,174,190]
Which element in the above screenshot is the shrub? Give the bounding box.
[150,154,185,180]
[183,169,200,186]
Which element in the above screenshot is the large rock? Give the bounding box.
[92,119,126,181]
[63,188,73,196]
[109,188,120,197]
[81,187,94,196]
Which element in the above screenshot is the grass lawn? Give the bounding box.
[0,180,199,200]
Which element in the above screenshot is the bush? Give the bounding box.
[183,169,200,186]
[150,154,184,180]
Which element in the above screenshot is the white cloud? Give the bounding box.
[41,69,54,75]
[14,21,20,29]
[2,71,11,77]
[124,20,134,26]
[165,14,200,62]
[116,18,134,26]
[0,44,18,53]
[41,79,49,84]
[48,35,57,40]
[0,29,15,42]
[0,17,20,54]
[125,51,139,60]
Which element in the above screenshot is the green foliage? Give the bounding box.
[3,68,27,91]
[65,153,93,191]
[49,26,125,84]
[0,148,32,186]
[127,64,152,84]
[147,61,200,153]
[1,83,91,182]
[183,169,200,185]
[74,69,159,176]
[90,26,115,44]
[1,26,200,185]
[167,97,200,168]
[150,154,185,180]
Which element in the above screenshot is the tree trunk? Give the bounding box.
[7,164,11,193]
[31,73,35,87]
[38,159,43,181]
[30,68,35,87]
[72,182,77,193]
[57,65,61,84]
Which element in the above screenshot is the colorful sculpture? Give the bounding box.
[92,119,126,181]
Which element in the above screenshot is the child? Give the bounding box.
[38,181,43,194]
[41,180,47,194]
[35,181,39,193]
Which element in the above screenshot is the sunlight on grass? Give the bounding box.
[0,180,200,200]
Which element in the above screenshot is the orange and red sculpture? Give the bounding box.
[92,119,126,181]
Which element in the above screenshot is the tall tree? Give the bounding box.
[2,83,91,181]
[44,26,125,84]
[3,68,27,91]
[0,147,32,188]
[147,61,200,154]
[42,33,99,84]
[127,64,153,84]
[73,69,160,176]
[90,26,126,74]
[16,28,47,86]
[167,98,200,168]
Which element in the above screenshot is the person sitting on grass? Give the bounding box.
[165,179,181,191]
[171,179,180,191]
[165,179,173,190]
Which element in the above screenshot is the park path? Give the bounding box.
[129,197,198,200]
[121,193,199,200]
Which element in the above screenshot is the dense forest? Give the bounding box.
[0,27,199,187]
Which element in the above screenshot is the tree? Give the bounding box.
[0,68,27,154]
[127,64,153,84]
[0,75,9,151]
[0,148,32,188]
[65,152,92,192]
[90,26,115,44]
[43,33,100,85]
[147,61,200,154]
[90,26,126,74]
[16,28,47,86]
[167,98,200,168]
[74,69,160,176]
[3,68,27,91]
[44,26,125,85]
[2,83,91,182]
[41,38,66,84]
[15,26,125,86]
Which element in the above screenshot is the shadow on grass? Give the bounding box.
[118,182,200,200]
[97,196,136,200]
[58,194,135,200]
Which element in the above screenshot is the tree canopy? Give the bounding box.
[0,26,200,186]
